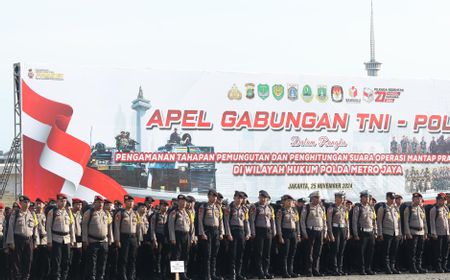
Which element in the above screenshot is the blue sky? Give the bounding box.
[1,0,449,151]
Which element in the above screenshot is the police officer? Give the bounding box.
[136,202,150,280]
[70,198,83,280]
[352,190,377,275]
[224,191,250,280]
[47,193,75,280]
[82,195,113,280]
[276,194,300,278]
[198,189,225,280]
[249,190,276,279]
[114,194,141,280]
[185,196,198,279]
[377,192,402,274]
[327,191,349,276]
[403,192,428,274]
[151,200,170,279]
[429,192,449,273]
[301,191,327,277]
[104,198,117,280]
[169,194,195,280]
[6,195,38,280]
[33,198,50,280]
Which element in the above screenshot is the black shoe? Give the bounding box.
[384,268,393,274]
[391,268,400,274]
[332,271,340,276]
[258,275,266,280]
[282,273,291,278]
[305,273,313,277]
[359,270,367,275]
[264,273,274,279]
[339,270,348,276]
[236,275,247,280]
[436,268,444,273]
[289,272,300,278]
[366,270,376,275]
[312,271,324,277]
[417,267,427,274]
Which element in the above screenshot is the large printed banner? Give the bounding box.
[20,64,450,202]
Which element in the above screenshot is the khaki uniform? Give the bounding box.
[430,206,449,236]
[403,205,427,236]
[352,204,377,237]
[168,209,194,242]
[35,211,47,245]
[6,209,38,280]
[82,209,114,244]
[301,203,326,274]
[377,204,402,237]
[327,204,349,239]
[327,204,349,274]
[46,208,75,244]
[114,209,141,243]
[72,210,83,248]
[6,209,38,245]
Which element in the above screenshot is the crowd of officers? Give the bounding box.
[2,189,450,280]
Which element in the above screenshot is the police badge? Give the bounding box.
[227,84,242,100]
[245,83,255,99]
[272,84,284,100]
[287,84,299,101]
[316,85,328,103]
[301,85,313,102]
[257,84,270,100]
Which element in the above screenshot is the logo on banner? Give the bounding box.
[316,85,328,103]
[363,87,374,103]
[287,84,299,101]
[245,83,255,99]
[301,85,313,103]
[257,84,270,100]
[374,88,404,103]
[28,69,34,79]
[346,86,361,103]
[227,84,242,100]
[272,84,284,100]
[331,85,343,102]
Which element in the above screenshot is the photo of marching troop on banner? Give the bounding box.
[404,166,450,193]
[87,128,217,195]
[390,135,450,154]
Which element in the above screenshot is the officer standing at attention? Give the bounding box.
[403,192,428,274]
[34,198,50,280]
[276,194,300,278]
[82,195,113,280]
[168,194,196,280]
[198,189,225,280]
[377,192,402,274]
[429,192,450,273]
[301,191,327,277]
[249,190,276,279]
[6,195,38,280]
[224,191,250,280]
[352,190,377,275]
[70,198,83,280]
[114,195,141,280]
[47,193,75,280]
[151,200,170,279]
[327,191,349,276]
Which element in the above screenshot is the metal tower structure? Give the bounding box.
[131,86,151,152]
[364,0,382,76]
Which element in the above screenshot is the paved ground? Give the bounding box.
[272,274,450,280]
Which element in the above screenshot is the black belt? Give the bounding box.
[52,230,69,236]
[14,234,32,241]
[230,225,244,230]
[410,226,423,231]
[120,233,136,238]
[204,225,218,230]
[88,234,107,241]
